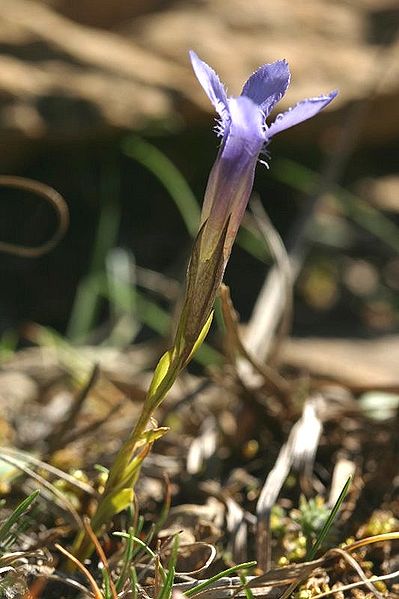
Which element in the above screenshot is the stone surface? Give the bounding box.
[0,0,398,153]
[281,335,399,389]
[356,175,399,212]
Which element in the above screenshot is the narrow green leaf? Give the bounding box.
[0,490,39,547]
[185,310,214,365]
[114,532,166,583]
[93,488,134,529]
[115,527,135,592]
[148,350,175,399]
[273,158,399,254]
[130,566,138,599]
[307,476,352,560]
[123,136,200,237]
[239,572,255,599]
[185,561,257,598]
[67,162,121,341]
[157,535,179,599]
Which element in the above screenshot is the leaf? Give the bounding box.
[157,535,179,599]
[0,490,40,548]
[123,136,200,238]
[185,311,214,366]
[148,349,176,399]
[307,476,351,560]
[136,427,170,447]
[185,561,256,597]
[93,488,134,529]
[179,216,229,351]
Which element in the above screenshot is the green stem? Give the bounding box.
[71,354,182,562]
[71,223,219,563]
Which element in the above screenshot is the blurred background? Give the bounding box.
[0,0,398,378]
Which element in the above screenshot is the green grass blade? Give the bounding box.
[306,476,352,560]
[273,158,399,254]
[66,275,103,343]
[239,572,255,599]
[123,136,200,237]
[157,535,179,599]
[185,561,257,598]
[113,532,167,583]
[105,247,139,346]
[130,566,138,599]
[236,227,269,263]
[102,567,112,599]
[0,490,39,548]
[67,163,122,341]
[115,527,135,592]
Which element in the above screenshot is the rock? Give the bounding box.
[281,335,399,390]
[42,0,164,29]
[160,498,225,544]
[0,1,185,133]
[356,175,399,213]
[0,0,398,158]
[0,371,38,414]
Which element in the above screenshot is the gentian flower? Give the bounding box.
[190,50,337,264]
[177,51,337,360]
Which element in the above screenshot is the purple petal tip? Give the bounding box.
[189,50,229,123]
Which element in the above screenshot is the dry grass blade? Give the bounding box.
[329,547,384,599]
[256,442,291,574]
[83,516,118,599]
[187,416,218,475]
[244,197,293,364]
[160,542,217,577]
[219,285,291,406]
[0,446,97,497]
[311,567,399,598]
[55,543,104,599]
[247,559,325,587]
[256,398,323,572]
[0,566,16,575]
[146,534,399,599]
[225,497,248,564]
[290,397,323,495]
[175,582,279,599]
[0,453,83,527]
[277,531,399,599]
[169,560,325,599]
[345,531,399,552]
[0,176,69,257]
[328,458,356,508]
[0,550,48,567]
[179,544,217,576]
[134,264,180,301]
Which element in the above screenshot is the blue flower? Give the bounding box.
[190,50,337,263]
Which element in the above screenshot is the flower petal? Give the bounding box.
[189,50,229,123]
[241,60,290,116]
[267,90,338,137]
